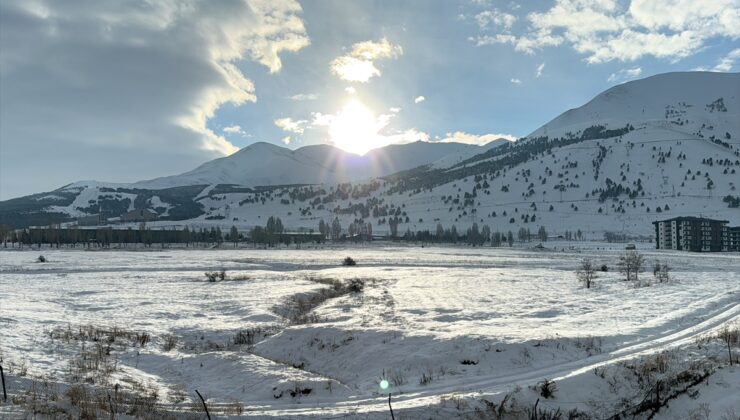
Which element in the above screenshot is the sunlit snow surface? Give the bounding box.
[0,244,738,416]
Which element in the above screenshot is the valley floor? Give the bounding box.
[0,243,738,418]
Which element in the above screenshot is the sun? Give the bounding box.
[328,99,385,155]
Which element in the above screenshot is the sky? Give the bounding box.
[1,0,739,199]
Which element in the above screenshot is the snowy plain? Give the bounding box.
[0,243,738,418]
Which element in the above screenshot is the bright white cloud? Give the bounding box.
[414,96,426,104]
[471,0,740,63]
[274,117,309,134]
[282,136,292,145]
[290,93,318,101]
[510,78,522,84]
[223,125,245,135]
[536,62,545,77]
[475,9,517,30]
[607,67,643,82]
[345,86,357,94]
[0,0,310,198]
[470,32,561,53]
[440,131,517,145]
[330,38,403,82]
[389,107,402,113]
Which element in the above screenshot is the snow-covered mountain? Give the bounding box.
[2,72,738,237]
[136,141,480,189]
[528,71,738,140]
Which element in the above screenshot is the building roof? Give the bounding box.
[652,216,729,225]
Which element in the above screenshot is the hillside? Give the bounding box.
[1,72,738,238]
[136,141,478,189]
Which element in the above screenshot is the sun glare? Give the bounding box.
[328,99,385,155]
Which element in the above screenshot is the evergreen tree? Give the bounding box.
[318,219,327,238]
[331,217,342,240]
[537,226,548,242]
[230,225,239,247]
[481,225,491,244]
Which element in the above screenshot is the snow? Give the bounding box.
[135,141,479,189]
[527,71,739,140]
[20,72,738,239]
[0,245,737,417]
[430,137,512,169]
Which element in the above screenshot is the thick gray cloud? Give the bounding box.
[0,0,309,199]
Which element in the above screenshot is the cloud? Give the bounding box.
[274,117,309,134]
[470,32,561,53]
[414,96,426,104]
[440,131,518,145]
[536,62,545,77]
[471,0,740,63]
[223,125,246,135]
[330,38,403,82]
[389,107,402,113]
[510,78,522,84]
[345,86,357,94]
[282,136,292,145]
[0,0,309,199]
[712,48,740,72]
[290,93,318,101]
[475,9,517,30]
[607,67,643,82]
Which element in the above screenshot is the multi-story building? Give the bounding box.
[730,226,740,251]
[652,217,730,252]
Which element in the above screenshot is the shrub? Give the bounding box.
[388,369,406,386]
[204,270,227,282]
[346,278,365,293]
[233,329,257,346]
[342,257,357,266]
[136,332,150,347]
[37,255,47,263]
[419,370,434,385]
[653,260,670,283]
[162,334,177,352]
[538,379,557,399]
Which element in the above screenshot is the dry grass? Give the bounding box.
[161,334,178,352]
[50,324,151,348]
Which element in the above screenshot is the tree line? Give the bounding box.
[1,219,555,248]
[0,225,231,248]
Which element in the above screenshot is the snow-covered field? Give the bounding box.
[0,244,738,418]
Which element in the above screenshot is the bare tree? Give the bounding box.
[718,325,738,366]
[576,258,596,288]
[618,251,644,282]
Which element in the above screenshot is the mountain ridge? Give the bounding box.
[2,71,738,237]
